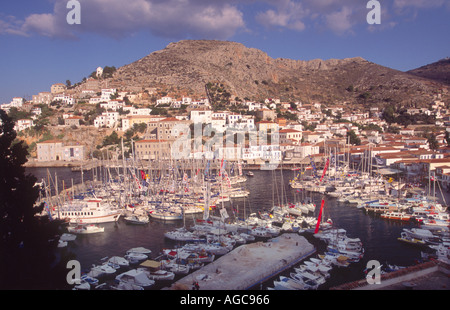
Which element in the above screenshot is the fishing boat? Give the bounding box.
[67,224,104,234]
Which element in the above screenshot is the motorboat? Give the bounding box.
[291,270,325,286]
[402,228,440,243]
[164,227,206,242]
[148,209,183,221]
[59,233,77,241]
[115,269,155,288]
[111,281,144,290]
[161,259,190,275]
[87,263,117,278]
[127,247,152,255]
[397,232,427,246]
[67,224,104,234]
[108,256,130,267]
[80,274,99,286]
[273,276,308,290]
[58,240,68,248]
[124,214,149,225]
[125,252,148,264]
[125,247,151,264]
[141,269,175,281]
[249,227,273,239]
[380,211,412,221]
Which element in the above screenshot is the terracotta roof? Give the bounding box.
[37,139,64,144]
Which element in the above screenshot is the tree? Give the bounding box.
[445,131,450,147]
[426,133,439,150]
[0,110,64,289]
[347,130,361,146]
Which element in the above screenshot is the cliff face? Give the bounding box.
[109,40,449,107]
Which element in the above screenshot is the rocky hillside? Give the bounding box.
[407,57,450,86]
[108,40,449,109]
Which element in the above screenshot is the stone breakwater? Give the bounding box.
[167,233,316,290]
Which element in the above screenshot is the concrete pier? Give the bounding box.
[167,233,316,290]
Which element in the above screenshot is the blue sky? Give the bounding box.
[1,0,449,104]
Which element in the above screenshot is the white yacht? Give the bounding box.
[56,198,121,224]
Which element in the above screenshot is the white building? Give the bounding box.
[32,92,53,105]
[100,88,117,102]
[53,94,75,105]
[293,143,320,159]
[227,113,242,126]
[241,144,281,162]
[156,96,173,105]
[14,119,34,131]
[232,115,255,130]
[100,100,125,111]
[190,109,212,123]
[96,67,103,78]
[94,111,119,128]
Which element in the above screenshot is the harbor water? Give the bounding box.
[27,166,441,290]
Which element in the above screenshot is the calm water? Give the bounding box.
[27,166,432,289]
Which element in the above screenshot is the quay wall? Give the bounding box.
[167,233,316,290]
[331,260,450,290]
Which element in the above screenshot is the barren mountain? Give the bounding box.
[108,40,449,108]
[407,57,450,86]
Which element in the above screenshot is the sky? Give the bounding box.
[0,0,449,104]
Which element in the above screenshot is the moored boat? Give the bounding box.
[67,224,104,234]
[380,211,412,221]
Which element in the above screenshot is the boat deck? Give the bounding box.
[165,233,316,290]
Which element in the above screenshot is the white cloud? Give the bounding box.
[255,0,307,31]
[325,6,355,35]
[1,0,448,39]
[393,0,446,9]
[0,0,246,40]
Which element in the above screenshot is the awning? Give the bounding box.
[140,260,161,269]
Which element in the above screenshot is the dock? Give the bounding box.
[166,233,316,290]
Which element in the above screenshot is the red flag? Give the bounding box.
[140,170,146,180]
[219,159,224,176]
[320,158,330,183]
[314,199,325,234]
